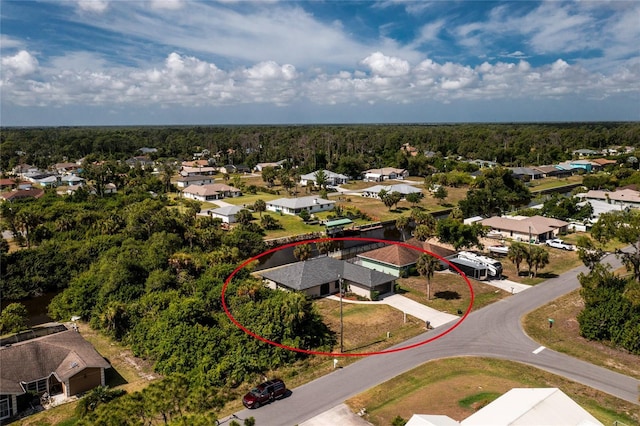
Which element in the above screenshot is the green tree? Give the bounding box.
[575,235,604,271]
[507,242,528,276]
[459,167,531,217]
[260,214,281,230]
[316,239,334,256]
[0,302,28,334]
[436,219,487,251]
[395,216,410,241]
[405,192,423,207]
[293,243,312,261]
[313,169,327,190]
[529,245,550,278]
[416,254,440,300]
[235,209,254,226]
[592,209,640,281]
[433,185,448,204]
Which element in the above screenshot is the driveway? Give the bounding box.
[299,404,371,426]
[485,278,531,294]
[326,293,459,328]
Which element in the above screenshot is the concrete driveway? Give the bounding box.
[299,404,371,426]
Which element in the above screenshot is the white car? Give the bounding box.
[545,239,574,251]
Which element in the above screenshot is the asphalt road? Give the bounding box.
[227,254,639,426]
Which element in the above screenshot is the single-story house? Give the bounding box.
[480,215,569,243]
[12,164,40,177]
[175,175,215,188]
[357,239,455,278]
[125,156,155,169]
[590,158,618,168]
[259,257,396,299]
[469,159,498,168]
[0,328,111,421]
[576,199,624,224]
[299,170,349,187]
[200,205,244,223]
[577,188,640,208]
[181,159,209,168]
[509,167,543,181]
[361,184,422,199]
[54,162,81,174]
[254,160,287,172]
[60,175,84,186]
[362,167,409,182]
[532,165,573,178]
[266,196,335,216]
[182,184,241,201]
[0,188,45,203]
[0,179,17,190]
[558,160,598,173]
[180,166,217,177]
[572,148,600,158]
[36,175,60,187]
[219,165,237,175]
[406,388,602,426]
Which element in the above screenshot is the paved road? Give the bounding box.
[226,254,639,426]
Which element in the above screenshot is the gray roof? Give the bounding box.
[259,257,395,291]
[210,205,244,216]
[267,196,335,209]
[362,184,422,195]
[0,329,111,395]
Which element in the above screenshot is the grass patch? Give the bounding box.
[458,392,501,409]
[528,175,583,192]
[522,289,640,380]
[346,357,638,426]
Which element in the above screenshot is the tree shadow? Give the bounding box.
[434,290,461,300]
[345,339,385,353]
[535,272,559,279]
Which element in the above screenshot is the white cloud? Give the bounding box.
[1,50,39,77]
[149,0,184,10]
[76,0,109,13]
[361,52,410,77]
[0,35,25,50]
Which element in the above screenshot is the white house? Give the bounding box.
[362,167,409,182]
[299,170,349,187]
[480,215,569,243]
[182,184,241,201]
[180,166,217,177]
[361,184,422,199]
[175,175,215,188]
[266,196,335,216]
[577,188,640,209]
[200,205,244,223]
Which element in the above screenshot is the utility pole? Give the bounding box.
[339,274,344,353]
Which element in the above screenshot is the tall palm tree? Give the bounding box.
[416,254,440,300]
[507,242,528,276]
[395,216,410,241]
[531,245,550,277]
[293,243,312,261]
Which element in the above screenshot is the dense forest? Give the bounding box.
[2,123,640,177]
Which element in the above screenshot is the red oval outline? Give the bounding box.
[222,237,474,357]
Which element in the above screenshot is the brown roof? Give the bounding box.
[591,158,617,166]
[481,215,568,236]
[183,183,239,196]
[0,188,44,202]
[0,329,110,395]
[358,239,455,267]
[0,178,17,187]
[181,160,209,167]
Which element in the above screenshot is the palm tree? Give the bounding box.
[395,216,410,241]
[253,199,266,217]
[316,239,334,256]
[507,242,528,276]
[293,243,312,261]
[313,169,327,190]
[530,245,550,277]
[416,254,440,300]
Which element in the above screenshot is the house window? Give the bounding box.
[0,395,12,419]
[25,378,48,394]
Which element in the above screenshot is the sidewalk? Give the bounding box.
[485,278,531,294]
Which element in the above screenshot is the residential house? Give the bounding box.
[200,205,244,224]
[469,159,498,168]
[181,159,210,168]
[12,164,40,178]
[590,158,618,168]
[219,165,237,175]
[557,160,597,173]
[400,143,419,157]
[0,179,17,190]
[0,188,45,203]
[254,160,286,172]
[357,239,455,277]
[259,257,396,299]
[139,147,158,154]
[0,328,111,421]
[532,165,572,178]
[361,184,422,199]
[362,167,409,182]
[572,148,600,158]
[266,196,335,216]
[509,167,543,181]
[36,175,60,187]
[576,199,624,225]
[175,175,215,188]
[577,188,640,209]
[182,184,241,202]
[180,166,217,177]
[406,388,602,426]
[53,162,81,174]
[60,175,84,186]
[480,215,569,243]
[299,170,349,187]
[125,156,155,169]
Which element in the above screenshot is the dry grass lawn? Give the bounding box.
[346,357,639,426]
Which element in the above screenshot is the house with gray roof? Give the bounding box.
[0,327,111,421]
[200,205,245,223]
[361,184,423,199]
[259,257,396,300]
[299,170,350,187]
[266,196,335,216]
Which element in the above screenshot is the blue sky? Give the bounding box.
[1,0,639,126]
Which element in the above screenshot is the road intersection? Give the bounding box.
[227,254,639,426]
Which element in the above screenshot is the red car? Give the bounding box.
[242,379,287,409]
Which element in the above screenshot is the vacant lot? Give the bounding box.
[346,357,638,426]
[523,289,640,380]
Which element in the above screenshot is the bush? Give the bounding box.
[391,416,407,426]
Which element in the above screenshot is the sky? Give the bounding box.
[1,0,639,126]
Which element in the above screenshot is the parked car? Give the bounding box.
[242,379,287,409]
[545,239,574,250]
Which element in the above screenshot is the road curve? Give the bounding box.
[228,254,639,426]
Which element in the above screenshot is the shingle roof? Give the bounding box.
[183,183,239,196]
[481,215,568,235]
[362,184,422,195]
[582,188,640,204]
[358,239,455,267]
[259,257,395,291]
[0,329,110,395]
[210,205,244,216]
